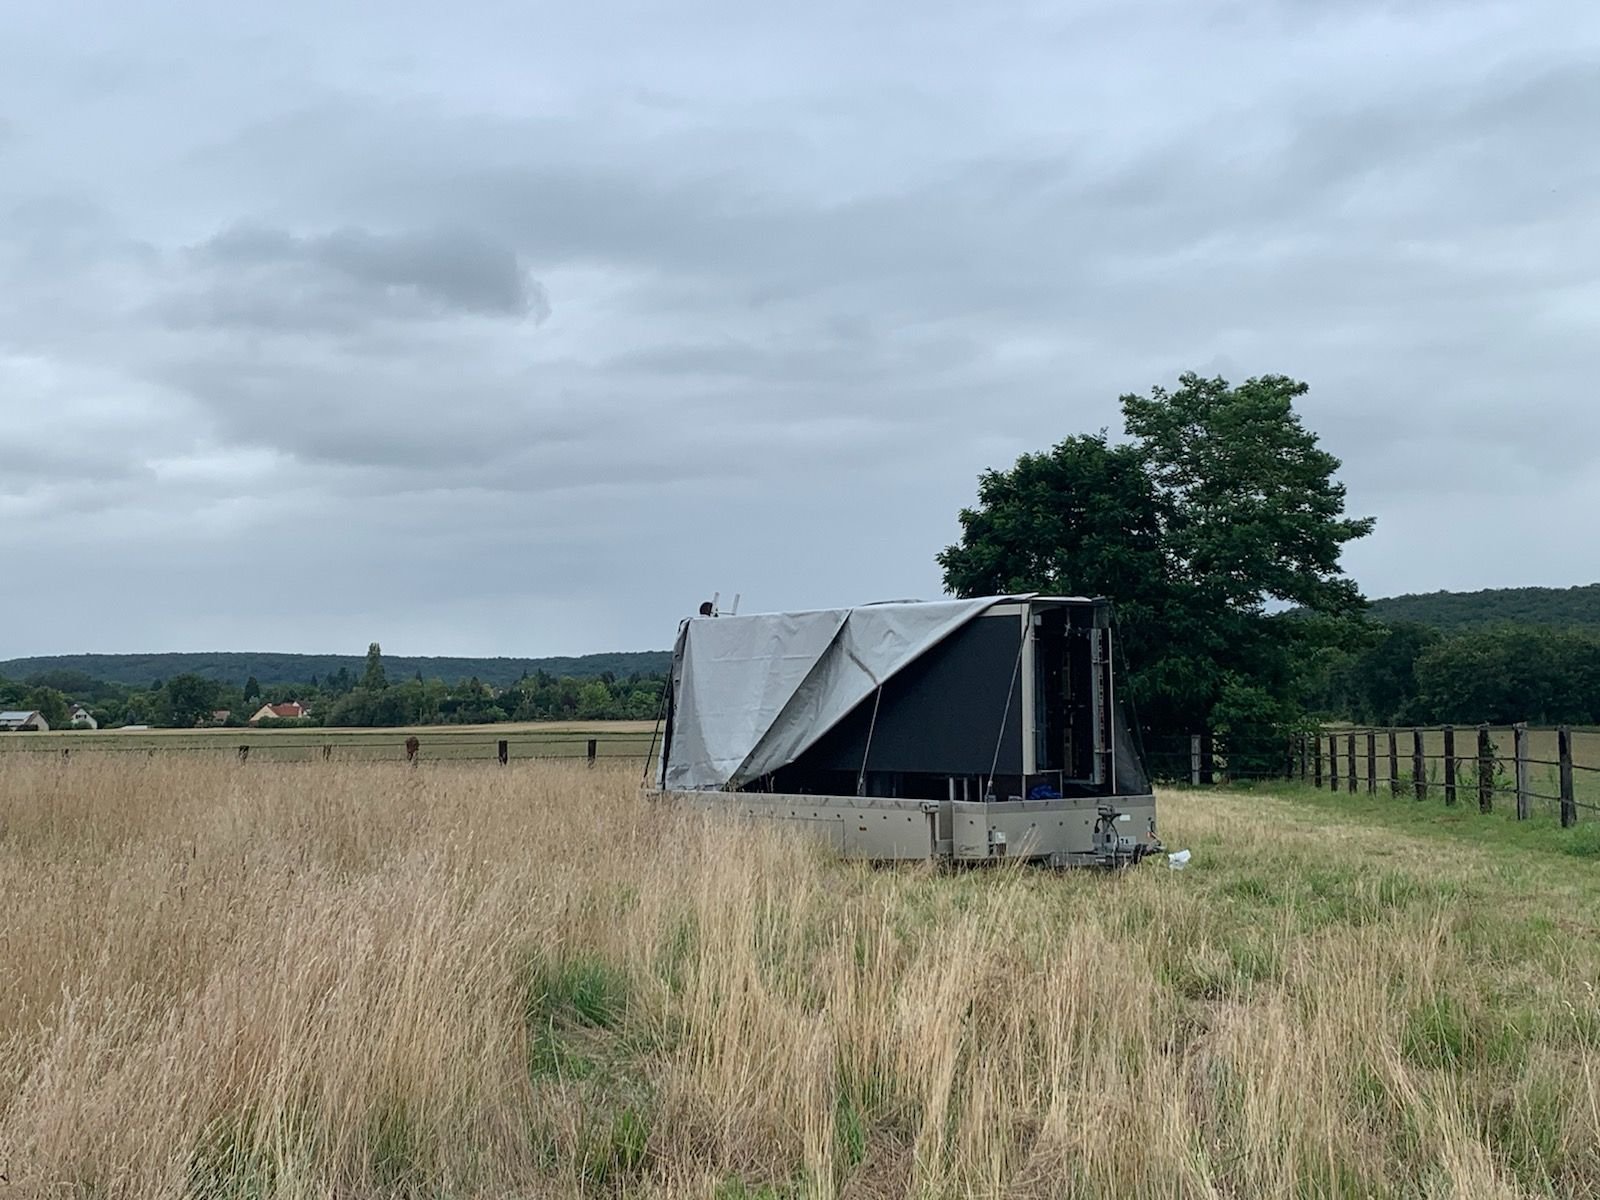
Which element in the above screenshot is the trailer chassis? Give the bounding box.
[651,789,1161,868]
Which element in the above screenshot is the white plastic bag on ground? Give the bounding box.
[1167,849,1192,871]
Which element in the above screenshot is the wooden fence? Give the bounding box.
[0,732,641,767]
[1150,724,1595,828]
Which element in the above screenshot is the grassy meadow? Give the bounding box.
[2,758,1599,1197]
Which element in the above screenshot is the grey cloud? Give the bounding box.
[188,64,1595,350]
[167,223,550,330]
[2,0,1600,656]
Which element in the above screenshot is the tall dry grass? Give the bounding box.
[2,755,1599,1198]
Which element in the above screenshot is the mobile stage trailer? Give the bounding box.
[651,594,1160,868]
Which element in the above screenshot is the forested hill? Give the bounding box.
[1367,584,1600,631]
[0,650,672,689]
[15,582,1600,688]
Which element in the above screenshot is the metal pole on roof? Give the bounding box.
[855,685,885,797]
[640,666,671,789]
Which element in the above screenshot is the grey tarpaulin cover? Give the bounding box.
[660,596,1027,791]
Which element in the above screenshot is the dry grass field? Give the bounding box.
[3,759,1600,1198]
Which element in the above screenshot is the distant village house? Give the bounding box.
[70,705,98,730]
[0,710,49,732]
[248,701,309,724]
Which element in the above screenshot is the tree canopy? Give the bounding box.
[24,686,70,729]
[162,674,220,729]
[1304,619,1600,728]
[362,643,388,691]
[939,373,1373,735]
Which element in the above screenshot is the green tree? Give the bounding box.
[326,690,380,727]
[576,680,613,720]
[1412,627,1600,725]
[162,674,219,729]
[937,431,1169,682]
[243,675,262,704]
[25,686,70,729]
[362,642,387,691]
[1318,621,1439,725]
[939,373,1373,736]
[120,691,158,726]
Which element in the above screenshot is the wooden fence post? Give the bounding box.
[1329,734,1339,792]
[1298,734,1308,782]
[1346,732,1357,794]
[587,738,598,768]
[1443,725,1457,806]
[1388,728,1399,796]
[1200,732,1215,785]
[1191,734,1202,785]
[498,739,509,766]
[1559,725,1577,828]
[405,735,420,766]
[1366,730,1377,795]
[1477,724,1493,814]
[322,744,332,761]
[1313,734,1323,788]
[237,744,249,763]
[1412,728,1426,801]
[1514,722,1530,821]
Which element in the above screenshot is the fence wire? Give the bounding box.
[1145,723,1594,825]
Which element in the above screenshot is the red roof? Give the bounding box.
[269,702,305,718]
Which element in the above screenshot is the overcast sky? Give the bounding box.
[2,1,1597,658]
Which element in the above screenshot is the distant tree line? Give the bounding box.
[1366,584,1600,633]
[0,642,664,730]
[1305,622,1600,727]
[0,648,672,691]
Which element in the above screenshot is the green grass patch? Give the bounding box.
[714,1180,805,1200]
[368,1100,428,1194]
[654,913,699,996]
[1161,932,1283,1000]
[834,1087,869,1170]
[188,1112,281,1200]
[1400,993,1532,1073]
[533,956,628,1030]
[525,955,631,1079]
[577,1102,652,1189]
[1220,873,1278,904]
[522,955,659,1194]
[1557,823,1600,858]
[1402,996,1476,1071]
[1263,781,1596,861]
[1485,1075,1567,1192]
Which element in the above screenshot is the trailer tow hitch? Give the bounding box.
[1092,803,1156,868]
